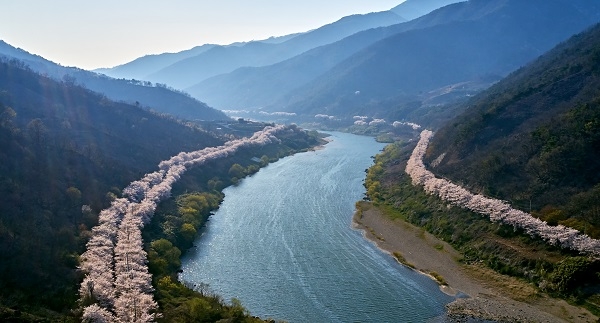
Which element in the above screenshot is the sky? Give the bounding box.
[0,0,404,70]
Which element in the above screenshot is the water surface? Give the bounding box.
[181,132,452,322]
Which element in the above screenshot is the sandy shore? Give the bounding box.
[353,201,597,323]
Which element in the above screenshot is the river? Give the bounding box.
[180,132,453,322]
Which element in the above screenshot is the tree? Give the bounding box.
[27,118,47,146]
[228,163,245,179]
[66,187,82,204]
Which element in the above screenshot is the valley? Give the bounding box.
[1,0,600,322]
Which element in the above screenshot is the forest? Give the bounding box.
[365,140,600,312]
[425,23,600,239]
[0,58,321,321]
[363,23,600,315]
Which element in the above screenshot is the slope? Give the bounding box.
[425,22,600,238]
[279,0,600,122]
[186,0,500,109]
[0,58,224,319]
[0,41,228,121]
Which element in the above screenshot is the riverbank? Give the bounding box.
[353,201,597,322]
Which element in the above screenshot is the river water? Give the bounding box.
[180,132,452,322]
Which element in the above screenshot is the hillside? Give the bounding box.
[0,58,322,320]
[0,58,227,319]
[424,22,600,238]
[359,24,600,318]
[0,41,228,121]
[276,0,600,124]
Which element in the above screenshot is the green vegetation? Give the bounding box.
[0,59,223,321]
[143,192,264,323]
[141,127,321,322]
[365,141,600,312]
[428,271,447,286]
[392,252,416,270]
[0,58,322,320]
[426,24,600,238]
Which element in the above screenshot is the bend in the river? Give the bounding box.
[181,132,453,322]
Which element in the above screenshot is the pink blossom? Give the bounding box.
[406,130,600,257]
[79,125,290,319]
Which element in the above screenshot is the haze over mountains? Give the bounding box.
[275,0,600,121]
[97,0,462,90]
[0,41,228,121]
[195,0,600,125]
[98,10,406,89]
[1,0,600,320]
[96,0,600,132]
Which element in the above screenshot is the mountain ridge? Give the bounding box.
[0,40,228,121]
[142,10,405,89]
[275,0,600,122]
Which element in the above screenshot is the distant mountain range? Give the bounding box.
[425,21,600,236]
[185,0,463,110]
[186,0,600,128]
[95,0,466,91]
[270,0,600,122]
[97,10,407,89]
[0,41,228,121]
[94,44,218,81]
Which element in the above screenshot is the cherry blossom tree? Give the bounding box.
[406,130,600,257]
[79,125,288,321]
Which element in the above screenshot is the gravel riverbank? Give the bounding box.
[353,201,597,322]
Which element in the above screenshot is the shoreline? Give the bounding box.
[352,201,597,322]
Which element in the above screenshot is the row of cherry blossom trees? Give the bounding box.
[406,130,600,258]
[80,125,286,322]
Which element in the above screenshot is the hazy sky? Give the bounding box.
[1,0,404,70]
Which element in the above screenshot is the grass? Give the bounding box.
[429,271,448,286]
[463,263,539,301]
[392,251,416,270]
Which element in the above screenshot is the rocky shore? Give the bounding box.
[352,201,597,323]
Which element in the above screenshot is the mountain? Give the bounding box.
[390,0,463,20]
[94,44,217,80]
[274,0,600,123]
[185,0,489,110]
[0,58,223,318]
[0,41,228,121]
[140,11,405,89]
[424,22,600,237]
[0,57,323,320]
[96,0,465,90]
[95,34,303,81]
